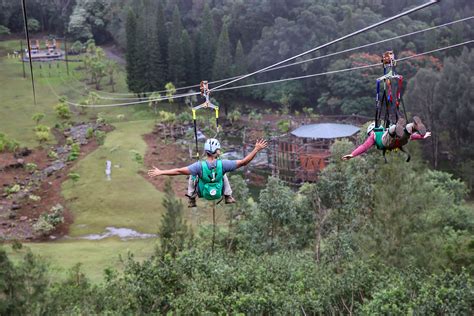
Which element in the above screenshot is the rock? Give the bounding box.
[11,204,21,210]
[19,216,28,221]
[49,235,56,240]
[14,147,32,158]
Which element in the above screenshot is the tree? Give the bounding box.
[125,9,140,94]
[405,68,442,168]
[31,113,45,125]
[212,23,232,81]
[167,5,185,86]
[181,30,196,86]
[198,4,216,80]
[233,40,247,78]
[159,179,190,257]
[156,1,168,80]
[106,60,118,92]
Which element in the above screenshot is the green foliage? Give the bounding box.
[25,163,37,173]
[70,40,84,54]
[33,204,65,236]
[68,172,81,185]
[176,112,192,124]
[158,110,176,123]
[31,113,45,125]
[34,125,51,144]
[27,18,40,32]
[0,133,19,153]
[5,184,21,195]
[67,143,81,161]
[0,25,10,35]
[94,130,106,145]
[167,5,185,86]
[85,127,94,139]
[130,150,143,165]
[159,179,190,257]
[54,102,71,121]
[212,23,232,81]
[277,119,291,133]
[165,82,176,103]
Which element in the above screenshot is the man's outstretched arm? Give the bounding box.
[236,139,268,168]
[148,166,191,177]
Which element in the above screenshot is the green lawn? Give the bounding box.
[62,120,166,236]
[4,238,157,282]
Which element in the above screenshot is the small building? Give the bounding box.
[23,39,64,62]
[273,123,360,183]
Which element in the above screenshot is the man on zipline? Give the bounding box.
[148,138,268,207]
[342,116,431,160]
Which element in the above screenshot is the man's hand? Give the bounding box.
[147,166,163,177]
[423,131,432,139]
[341,154,353,161]
[255,139,268,151]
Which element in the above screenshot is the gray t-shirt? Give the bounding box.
[187,160,237,178]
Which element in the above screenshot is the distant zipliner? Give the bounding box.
[148,81,268,207]
[342,51,431,162]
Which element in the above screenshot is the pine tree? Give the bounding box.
[159,179,189,257]
[198,3,216,80]
[233,40,247,77]
[125,9,139,93]
[212,23,232,81]
[148,31,164,91]
[167,5,185,86]
[156,1,168,81]
[135,19,151,93]
[181,29,196,86]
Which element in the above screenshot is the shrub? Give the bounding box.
[25,163,37,172]
[55,103,71,120]
[0,133,20,152]
[5,184,21,195]
[32,113,45,125]
[158,111,176,123]
[130,150,144,165]
[47,150,58,159]
[67,143,81,161]
[68,172,80,185]
[94,130,106,145]
[35,125,51,144]
[277,119,291,133]
[33,204,64,236]
[86,127,94,139]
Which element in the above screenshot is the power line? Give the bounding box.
[209,0,441,92]
[84,14,473,100]
[21,0,37,105]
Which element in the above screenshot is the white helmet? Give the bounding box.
[367,122,376,135]
[204,138,221,154]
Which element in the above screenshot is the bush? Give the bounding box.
[277,119,291,133]
[5,184,21,195]
[0,25,10,35]
[47,150,58,159]
[33,204,64,236]
[85,127,94,139]
[68,172,80,185]
[32,113,45,125]
[35,125,51,144]
[158,111,176,123]
[0,133,20,153]
[25,163,37,173]
[130,150,143,165]
[176,112,192,124]
[54,103,71,121]
[94,130,106,145]
[67,143,80,161]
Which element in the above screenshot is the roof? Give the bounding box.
[290,123,360,139]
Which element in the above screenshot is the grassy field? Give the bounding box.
[62,120,166,236]
[4,238,157,281]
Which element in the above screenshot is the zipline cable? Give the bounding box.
[45,40,473,108]
[21,0,37,105]
[212,40,473,92]
[95,14,472,98]
[209,0,440,92]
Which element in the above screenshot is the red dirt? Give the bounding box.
[141,131,192,197]
[0,139,99,241]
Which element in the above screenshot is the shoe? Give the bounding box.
[412,116,426,135]
[188,197,197,208]
[395,118,406,138]
[225,195,236,204]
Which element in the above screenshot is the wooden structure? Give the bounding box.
[272,123,360,184]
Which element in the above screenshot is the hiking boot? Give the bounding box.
[395,118,406,138]
[225,195,236,204]
[187,197,197,208]
[412,116,426,135]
